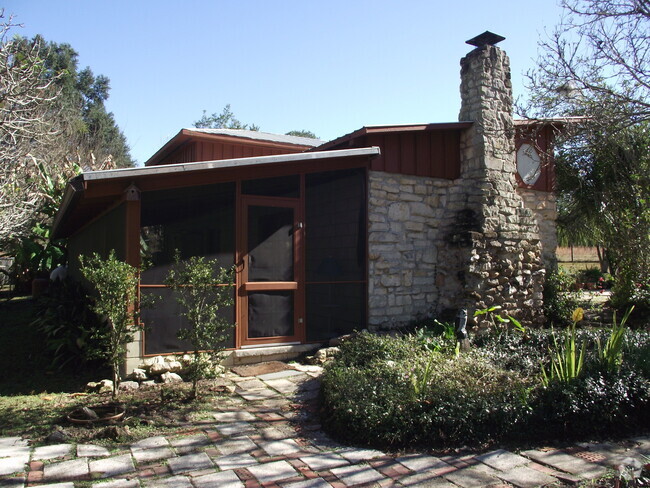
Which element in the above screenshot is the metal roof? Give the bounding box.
[52,146,380,238]
[188,128,323,147]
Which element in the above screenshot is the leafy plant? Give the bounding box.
[544,268,581,326]
[411,319,456,353]
[541,308,586,386]
[79,250,139,398]
[31,278,106,370]
[596,306,634,372]
[474,306,525,339]
[165,254,235,399]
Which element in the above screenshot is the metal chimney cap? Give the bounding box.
[466,31,505,47]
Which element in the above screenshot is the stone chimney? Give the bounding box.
[437,32,545,326]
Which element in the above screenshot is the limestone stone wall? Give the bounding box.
[518,189,558,269]
[367,172,453,326]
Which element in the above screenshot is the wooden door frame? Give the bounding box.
[236,193,305,347]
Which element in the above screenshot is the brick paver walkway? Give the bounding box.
[1,363,648,487]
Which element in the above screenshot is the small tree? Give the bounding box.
[165,255,235,399]
[79,250,139,398]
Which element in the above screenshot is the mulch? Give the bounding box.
[230,361,294,377]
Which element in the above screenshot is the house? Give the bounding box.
[52,32,560,372]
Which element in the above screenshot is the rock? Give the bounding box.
[119,381,140,391]
[47,428,70,443]
[86,379,114,394]
[141,380,157,388]
[98,379,114,394]
[306,346,340,365]
[165,360,183,373]
[149,362,171,375]
[160,372,183,384]
[80,406,99,420]
[129,368,147,381]
[95,425,130,441]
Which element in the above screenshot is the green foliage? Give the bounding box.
[596,307,633,372]
[322,342,532,448]
[194,104,260,131]
[20,35,133,168]
[285,130,317,139]
[543,268,581,326]
[474,306,525,338]
[79,251,139,398]
[31,278,106,370]
[411,319,457,353]
[165,254,235,399]
[322,321,650,449]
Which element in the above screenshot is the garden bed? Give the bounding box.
[321,325,650,451]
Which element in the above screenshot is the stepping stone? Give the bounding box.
[169,434,210,454]
[330,464,385,486]
[0,457,29,477]
[0,438,28,448]
[215,453,258,470]
[444,466,502,488]
[299,453,349,471]
[475,449,530,471]
[94,479,140,488]
[337,447,385,462]
[131,446,174,464]
[89,454,135,479]
[235,379,266,391]
[247,460,298,483]
[43,458,89,481]
[399,472,457,487]
[216,436,257,456]
[522,449,608,478]
[130,436,169,449]
[167,452,213,474]
[257,369,304,381]
[144,475,192,488]
[0,476,26,487]
[32,444,73,461]
[396,453,451,472]
[259,427,289,441]
[216,421,256,436]
[213,411,256,422]
[192,470,244,488]
[0,445,29,459]
[77,444,110,457]
[264,379,299,394]
[259,438,302,457]
[238,388,280,401]
[35,483,75,488]
[283,479,333,488]
[498,465,558,488]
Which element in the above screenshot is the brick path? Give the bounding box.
[1,363,648,487]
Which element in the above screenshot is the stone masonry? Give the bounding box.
[367,173,453,326]
[368,42,550,327]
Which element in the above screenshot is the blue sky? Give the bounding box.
[4,1,565,165]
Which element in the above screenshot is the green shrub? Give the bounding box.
[543,268,581,326]
[333,331,417,367]
[321,328,650,450]
[32,278,106,370]
[322,336,533,449]
[532,367,650,439]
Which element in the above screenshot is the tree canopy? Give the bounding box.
[194,104,260,131]
[525,0,650,308]
[194,104,318,139]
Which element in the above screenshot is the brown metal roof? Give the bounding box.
[144,128,320,167]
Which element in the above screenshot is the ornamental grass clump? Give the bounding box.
[540,308,586,386]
